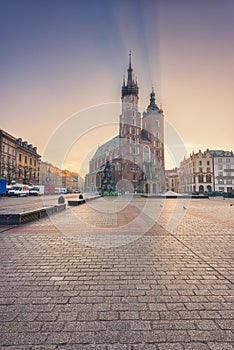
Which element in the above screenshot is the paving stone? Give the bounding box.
[0,197,233,349]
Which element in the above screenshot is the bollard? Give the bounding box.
[58,195,65,204]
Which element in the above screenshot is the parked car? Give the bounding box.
[29,185,44,196]
[8,184,30,197]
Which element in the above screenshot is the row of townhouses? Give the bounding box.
[166,149,234,194]
[0,129,82,191]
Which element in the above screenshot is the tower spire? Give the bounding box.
[127,50,133,86]
[129,51,132,69]
[121,51,139,99]
[148,86,159,110]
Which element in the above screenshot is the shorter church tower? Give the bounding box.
[142,87,165,171]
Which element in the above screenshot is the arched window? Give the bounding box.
[206,174,211,183]
[143,146,151,162]
[199,185,204,193]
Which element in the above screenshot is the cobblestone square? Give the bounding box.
[0,197,233,349]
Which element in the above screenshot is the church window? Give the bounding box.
[143,146,151,162]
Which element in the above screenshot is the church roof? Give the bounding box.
[92,135,120,159]
[141,129,151,143]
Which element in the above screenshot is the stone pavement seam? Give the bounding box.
[155,223,234,287]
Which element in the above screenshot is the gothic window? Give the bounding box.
[143,146,150,162]
[155,131,159,139]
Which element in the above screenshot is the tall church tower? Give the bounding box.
[119,52,141,144]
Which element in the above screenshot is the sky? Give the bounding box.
[1,0,234,175]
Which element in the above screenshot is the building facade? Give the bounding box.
[179,149,213,193]
[85,53,165,194]
[0,129,41,185]
[210,150,234,193]
[165,168,179,193]
[39,161,83,192]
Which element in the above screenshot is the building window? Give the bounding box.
[143,146,150,162]
[199,161,202,166]
[226,158,230,163]
[199,185,204,193]
[19,153,22,161]
[25,156,27,163]
[30,158,32,165]
[218,164,222,170]
[218,158,222,163]
[207,161,210,166]
[156,120,159,128]
[207,167,211,172]
[206,174,211,183]
[198,175,203,183]
[199,167,202,173]
[226,178,232,185]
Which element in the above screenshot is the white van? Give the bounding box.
[8,184,30,197]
